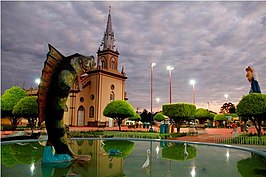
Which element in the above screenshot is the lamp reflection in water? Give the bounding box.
[168,160,172,177]
[191,153,196,177]
[191,166,196,177]
[30,163,35,176]
[156,145,160,159]
[226,149,230,163]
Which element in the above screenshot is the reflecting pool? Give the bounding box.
[1,138,266,177]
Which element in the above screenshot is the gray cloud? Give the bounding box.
[1,1,266,113]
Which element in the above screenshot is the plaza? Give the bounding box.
[1,2,266,177]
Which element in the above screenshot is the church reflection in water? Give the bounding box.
[41,140,197,177]
[67,139,126,177]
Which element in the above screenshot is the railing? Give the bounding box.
[1,137,266,157]
[214,136,266,145]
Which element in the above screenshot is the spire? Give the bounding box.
[106,6,113,35]
[101,6,116,51]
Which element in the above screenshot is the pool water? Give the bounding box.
[1,138,266,177]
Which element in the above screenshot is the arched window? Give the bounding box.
[89,106,94,118]
[78,106,84,111]
[111,58,116,69]
[110,91,115,101]
[101,59,107,69]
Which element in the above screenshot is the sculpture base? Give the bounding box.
[42,146,73,164]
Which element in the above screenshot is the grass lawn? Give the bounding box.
[103,140,135,158]
[237,154,266,177]
[103,131,161,139]
[68,130,187,139]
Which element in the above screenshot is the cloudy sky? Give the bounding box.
[1,1,266,113]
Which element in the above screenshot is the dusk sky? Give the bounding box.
[1,1,266,113]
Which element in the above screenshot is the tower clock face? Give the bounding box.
[111,84,115,90]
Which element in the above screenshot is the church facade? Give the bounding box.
[63,8,128,127]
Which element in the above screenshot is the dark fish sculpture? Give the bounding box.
[38,44,95,163]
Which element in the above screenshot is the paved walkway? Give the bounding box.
[171,128,238,143]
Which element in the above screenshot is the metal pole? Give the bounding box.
[192,83,195,105]
[189,80,196,128]
[151,64,153,128]
[169,70,172,103]
[150,63,155,129]
[167,66,174,103]
[193,84,196,128]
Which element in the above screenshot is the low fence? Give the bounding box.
[214,136,266,145]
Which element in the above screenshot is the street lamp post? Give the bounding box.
[150,63,156,129]
[167,66,174,103]
[190,79,196,127]
[190,80,196,105]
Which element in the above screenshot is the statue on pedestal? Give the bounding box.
[38,44,95,163]
[245,66,261,94]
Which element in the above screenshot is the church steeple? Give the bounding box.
[100,6,116,51]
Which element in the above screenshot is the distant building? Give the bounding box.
[63,7,128,127]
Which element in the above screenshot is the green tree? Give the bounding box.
[209,112,216,120]
[154,112,165,122]
[207,112,216,127]
[225,113,238,118]
[237,93,266,137]
[220,102,236,114]
[140,109,150,123]
[103,140,135,158]
[195,108,211,124]
[103,100,135,131]
[128,113,141,121]
[13,96,38,131]
[162,103,196,133]
[1,86,27,130]
[214,114,226,127]
[128,112,141,128]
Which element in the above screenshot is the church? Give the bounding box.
[63,8,128,127]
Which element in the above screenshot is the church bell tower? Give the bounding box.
[97,6,120,72]
[65,6,128,127]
